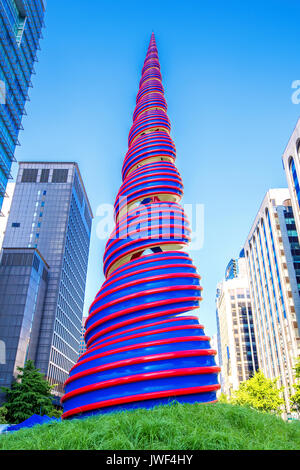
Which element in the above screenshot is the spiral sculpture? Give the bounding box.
[62,34,220,419]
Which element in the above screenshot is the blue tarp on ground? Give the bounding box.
[5,415,60,433]
[0,425,8,434]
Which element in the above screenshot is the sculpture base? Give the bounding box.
[63,392,218,420]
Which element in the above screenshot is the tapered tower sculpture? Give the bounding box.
[62,34,220,419]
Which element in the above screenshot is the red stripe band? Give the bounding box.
[62,366,221,403]
[88,285,202,319]
[62,384,221,419]
[87,316,204,348]
[90,273,200,311]
[96,261,198,297]
[75,336,211,371]
[65,349,215,386]
[104,240,192,277]
[104,252,193,282]
[86,299,202,332]
[86,325,206,351]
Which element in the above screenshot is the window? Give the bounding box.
[290,157,300,208]
[297,140,300,157]
[84,205,92,231]
[40,169,50,183]
[2,0,26,44]
[1,252,33,267]
[33,255,40,272]
[52,169,68,183]
[21,169,38,183]
[74,173,83,205]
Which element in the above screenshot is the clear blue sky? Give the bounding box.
[13,0,300,336]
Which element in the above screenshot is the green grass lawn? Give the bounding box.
[0,402,299,450]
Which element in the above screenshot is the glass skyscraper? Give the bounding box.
[1,162,93,400]
[0,247,49,400]
[0,0,45,211]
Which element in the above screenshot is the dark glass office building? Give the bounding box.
[1,162,93,399]
[0,247,49,400]
[0,0,45,211]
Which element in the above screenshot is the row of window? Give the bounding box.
[21,168,69,184]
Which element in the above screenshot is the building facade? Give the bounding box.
[244,189,300,411]
[0,247,48,400]
[216,254,258,397]
[2,162,93,398]
[283,119,300,244]
[0,0,45,211]
[0,181,14,248]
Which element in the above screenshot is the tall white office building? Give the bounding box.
[216,254,258,397]
[244,189,300,411]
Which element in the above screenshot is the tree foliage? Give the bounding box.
[47,408,63,419]
[0,407,7,424]
[218,393,230,404]
[1,360,55,424]
[231,370,285,415]
[290,357,300,412]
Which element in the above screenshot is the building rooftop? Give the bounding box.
[18,161,94,218]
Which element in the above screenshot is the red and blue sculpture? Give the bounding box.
[62,34,220,419]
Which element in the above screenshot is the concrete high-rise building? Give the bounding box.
[244,189,300,411]
[1,162,93,399]
[0,247,49,398]
[216,254,258,397]
[0,0,45,211]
